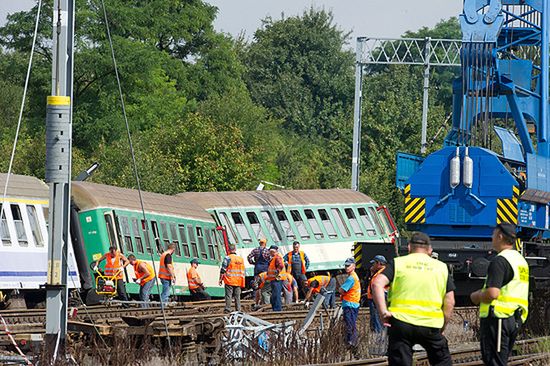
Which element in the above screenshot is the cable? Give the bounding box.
[98,0,172,351]
[0,0,42,234]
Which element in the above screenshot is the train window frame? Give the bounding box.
[169,223,182,257]
[212,229,223,260]
[151,221,163,254]
[104,214,117,249]
[260,211,282,242]
[368,207,386,236]
[178,224,191,257]
[0,204,11,246]
[344,208,364,237]
[132,218,144,253]
[196,226,208,260]
[119,216,134,253]
[26,205,44,247]
[11,204,28,246]
[275,210,296,240]
[331,208,351,238]
[141,219,152,254]
[160,221,171,250]
[205,229,216,259]
[246,211,267,241]
[187,225,198,258]
[290,209,311,240]
[304,209,324,240]
[357,207,377,237]
[231,211,253,244]
[218,212,238,244]
[318,209,338,239]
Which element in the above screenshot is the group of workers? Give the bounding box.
[95,222,528,365]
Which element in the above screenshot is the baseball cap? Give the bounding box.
[409,231,431,246]
[259,238,267,244]
[496,223,517,240]
[370,255,387,264]
[269,245,278,250]
[190,258,200,264]
[344,257,356,266]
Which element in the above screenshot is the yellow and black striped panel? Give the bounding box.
[404,184,426,224]
[353,242,363,269]
[496,186,519,225]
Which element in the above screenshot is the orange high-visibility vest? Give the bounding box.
[258,272,268,289]
[105,251,123,280]
[267,253,283,280]
[159,252,172,280]
[367,266,388,300]
[187,267,201,290]
[224,254,245,287]
[308,275,331,294]
[342,271,361,304]
[134,260,154,286]
[285,251,306,274]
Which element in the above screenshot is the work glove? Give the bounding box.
[93,265,98,272]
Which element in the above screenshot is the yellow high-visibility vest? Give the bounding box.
[388,253,448,328]
[480,249,529,323]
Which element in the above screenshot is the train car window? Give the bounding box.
[212,229,223,260]
[218,212,237,244]
[231,212,252,243]
[151,221,163,254]
[178,224,191,257]
[290,210,310,240]
[187,225,199,258]
[11,205,28,246]
[141,219,152,254]
[160,221,171,249]
[356,208,377,237]
[246,212,266,240]
[331,208,350,238]
[27,206,44,247]
[132,218,144,253]
[104,214,117,248]
[260,211,282,242]
[205,229,216,259]
[195,226,207,259]
[304,209,324,240]
[170,223,182,256]
[368,207,385,235]
[120,216,133,252]
[276,210,296,240]
[344,208,364,237]
[0,205,11,246]
[318,209,337,239]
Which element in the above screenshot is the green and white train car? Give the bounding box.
[179,189,399,276]
[72,182,226,298]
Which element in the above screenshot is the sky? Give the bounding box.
[1,0,462,42]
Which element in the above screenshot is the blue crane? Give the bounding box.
[397,0,550,292]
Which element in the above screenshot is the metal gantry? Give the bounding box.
[351,37,462,191]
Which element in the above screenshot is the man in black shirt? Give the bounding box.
[470,223,529,366]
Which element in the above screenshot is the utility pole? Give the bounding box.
[45,0,75,358]
[351,38,365,192]
[420,38,431,154]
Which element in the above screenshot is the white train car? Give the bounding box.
[0,173,80,304]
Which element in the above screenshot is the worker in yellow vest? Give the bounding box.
[338,258,361,348]
[372,232,455,366]
[128,255,155,308]
[284,241,310,299]
[470,223,529,366]
[219,244,245,313]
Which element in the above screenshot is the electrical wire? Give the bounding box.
[98,0,173,352]
[0,0,43,235]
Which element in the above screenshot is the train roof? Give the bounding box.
[72,181,213,222]
[0,173,49,200]
[177,189,376,209]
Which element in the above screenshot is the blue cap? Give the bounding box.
[190,258,200,264]
[370,255,387,264]
[344,257,356,266]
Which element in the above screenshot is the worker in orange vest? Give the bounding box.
[367,255,388,333]
[94,246,129,301]
[304,274,336,308]
[267,245,285,311]
[279,271,299,304]
[252,271,271,307]
[284,241,310,299]
[339,257,361,348]
[127,255,155,308]
[159,243,177,304]
[187,258,211,301]
[219,244,245,313]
